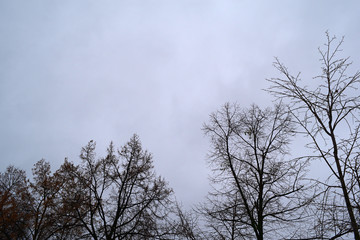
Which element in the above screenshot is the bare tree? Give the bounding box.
[60,134,173,240]
[268,32,360,239]
[201,103,313,239]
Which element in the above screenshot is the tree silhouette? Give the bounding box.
[201,103,314,239]
[59,135,173,239]
[268,32,360,239]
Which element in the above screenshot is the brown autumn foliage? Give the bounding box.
[0,166,31,239]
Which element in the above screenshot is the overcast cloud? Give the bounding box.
[1,0,360,207]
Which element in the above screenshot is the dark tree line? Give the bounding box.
[1,33,359,240]
[0,135,196,240]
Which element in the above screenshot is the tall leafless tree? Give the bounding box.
[60,134,173,240]
[268,32,360,239]
[201,103,313,239]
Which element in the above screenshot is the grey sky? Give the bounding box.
[1,0,359,207]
